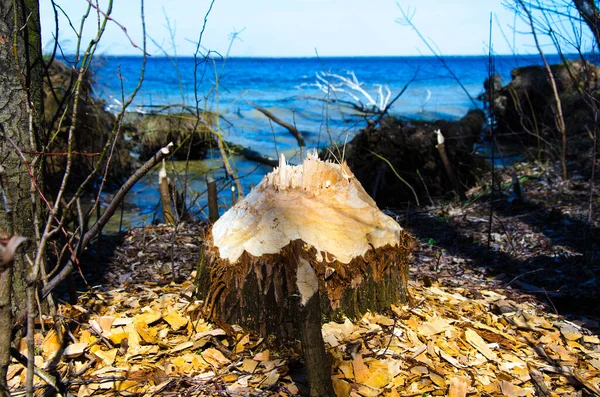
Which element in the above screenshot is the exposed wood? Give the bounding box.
[251,102,305,147]
[212,153,403,264]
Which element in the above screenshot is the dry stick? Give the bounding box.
[251,102,306,147]
[586,124,597,233]
[207,177,219,223]
[10,348,67,395]
[517,0,568,180]
[434,130,467,201]
[41,143,174,298]
[486,12,496,250]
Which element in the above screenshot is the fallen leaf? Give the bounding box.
[560,323,582,341]
[364,369,391,389]
[163,310,188,331]
[133,311,162,325]
[448,376,470,397]
[97,316,115,333]
[241,358,258,373]
[499,380,530,396]
[465,328,498,361]
[201,348,230,368]
[333,378,351,397]
[134,321,158,344]
[419,318,453,336]
[253,350,270,361]
[353,353,370,384]
[260,370,279,388]
[64,343,87,358]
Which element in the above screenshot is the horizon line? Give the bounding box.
[50,52,585,59]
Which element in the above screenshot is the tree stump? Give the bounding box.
[196,151,412,395]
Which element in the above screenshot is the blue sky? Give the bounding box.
[39,0,587,57]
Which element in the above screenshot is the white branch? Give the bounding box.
[312,71,393,113]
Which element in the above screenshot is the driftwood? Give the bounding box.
[224,140,279,168]
[251,102,305,147]
[196,151,412,396]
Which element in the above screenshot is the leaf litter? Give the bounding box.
[7,161,600,396]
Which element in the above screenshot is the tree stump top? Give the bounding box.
[212,151,403,264]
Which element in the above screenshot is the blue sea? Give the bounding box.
[89,54,568,228]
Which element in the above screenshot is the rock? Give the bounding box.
[325,110,487,207]
[485,60,600,155]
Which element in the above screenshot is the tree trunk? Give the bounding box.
[196,152,412,394]
[573,0,600,48]
[0,0,44,395]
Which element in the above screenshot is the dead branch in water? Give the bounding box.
[251,102,305,147]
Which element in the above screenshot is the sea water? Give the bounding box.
[89,54,568,228]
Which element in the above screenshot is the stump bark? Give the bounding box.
[195,151,412,395]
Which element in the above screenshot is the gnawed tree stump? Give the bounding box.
[196,151,412,395]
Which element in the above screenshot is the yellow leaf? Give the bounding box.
[357,384,380,397]
[235,334,250,353]
[364,369,392,389]
[241,358,258,373]
[448,376,470,397]
[41,330,61,360]
[133,311,162,325]
[170,341,194,353]
[333,378,351,397]
[583,335,600,344]
[419,318,452,336]
[163,311,188,331]
[499,380,530,396]
[134,322,158,345]
[253,350,270,361]
[201,347,230,368]
[116,380,139,393]
[353,353,370,384]
[107,328,128,345]
[93,348,117,366]
[430,372,446,388]
[339,361,354,379]
[410,366,429,375]
[465,328,497,361]
[386,388,400,397]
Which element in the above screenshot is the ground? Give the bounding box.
[6,161,600,396]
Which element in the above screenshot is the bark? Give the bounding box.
[0,1,44,395]
[298,290,335,397]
